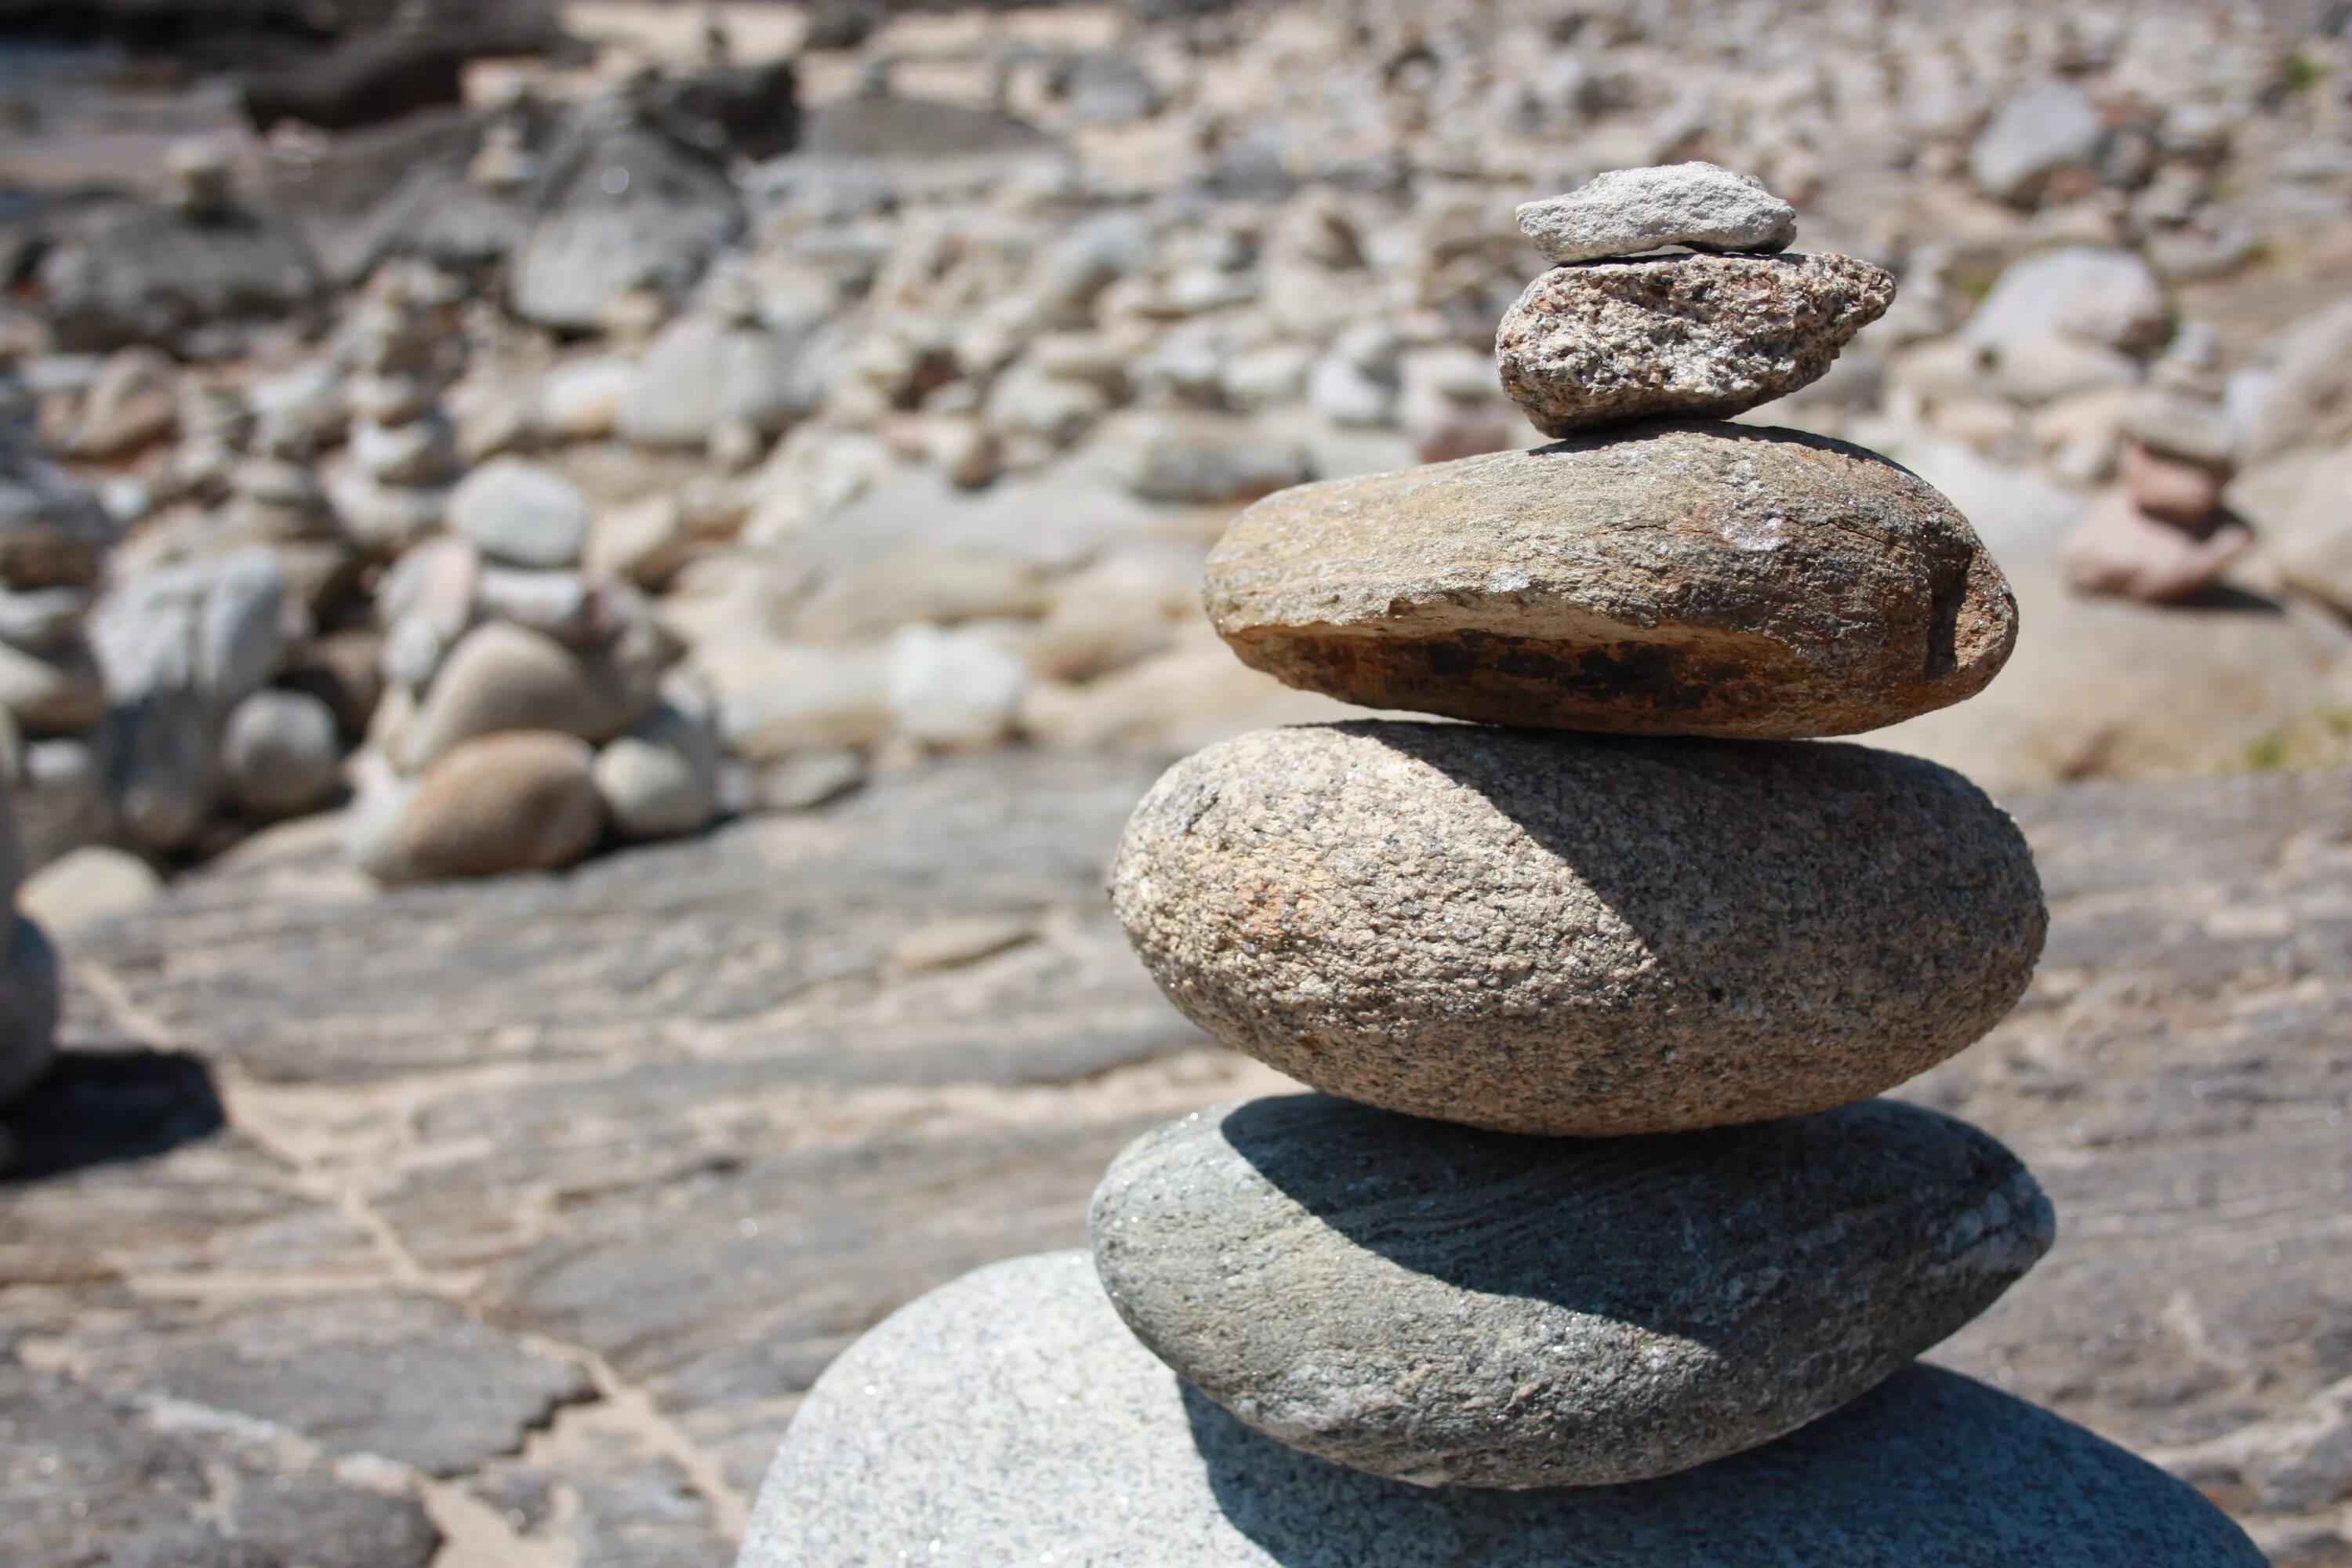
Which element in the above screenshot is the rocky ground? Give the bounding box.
[0,755,2344,1566]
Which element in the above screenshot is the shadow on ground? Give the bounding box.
[2,1048,227,1181]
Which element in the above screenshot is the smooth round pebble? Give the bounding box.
[1091,1096,2053,1488]
[222,688,343,818]
[737,1252,2263,1568]
[1112,723,2045,1135]
[1206,424,2016,738]
[387,731,604,883]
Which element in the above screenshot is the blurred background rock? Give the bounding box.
[2,0,2350,898]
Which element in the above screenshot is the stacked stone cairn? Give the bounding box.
[737,165,2263,1566]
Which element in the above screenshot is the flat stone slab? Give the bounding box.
[1112,723,2045,1135]
[1091,1096,2052,1487]
[1497,253,1893,435]
[1515,162,1797,263]
[738,1251,2262,1568]
[1205,424,2016,737]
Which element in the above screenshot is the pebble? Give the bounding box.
[1094,1096,2052,1487]
[1111,723,2045,1136]
[19,844,164,938]
[221,688,344,819]
[1204,425,2016,737]
[1497,252,1893,435]
[387,731,604,883]
[1514,163,1796,264]
[737,1252,2264,1568]
[590,703,720,840]
[447,458,592,569]
[2121,441,2230,525]
[0,640,107,733]
[398,621,658,771]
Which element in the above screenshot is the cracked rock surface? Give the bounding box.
[2,759,2347,1564]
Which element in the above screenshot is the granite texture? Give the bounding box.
[1091,1095,2053,1487]
[1497,252,1893,434]
[1204,424,2016,738]
[1515,162,1797,263]
[1112,722,2045,1135]
[737,1251,2263,1568]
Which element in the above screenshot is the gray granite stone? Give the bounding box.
[1112,723,2045,1134]
[1515,163,1796,264]
[1091,1096,2053,1488]
[1497,252,1893,435]
[737,1251,2262,1568]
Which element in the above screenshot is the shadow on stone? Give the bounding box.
[2,1048,227,1181]
[1182,1365,2261,1566]
[2172,583,2287,616]
[1210,1093,2031,1350]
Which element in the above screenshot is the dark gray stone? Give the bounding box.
[738,1251,2261,1567]
[34,199,323,358]
[1204,425,2016,737]
[0,916,60,1105]
[1093,1096,2053,1488]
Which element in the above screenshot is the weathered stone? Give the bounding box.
[447,458,591,569]
[1971,80,2104,204]
[590,702,719,840]
[386,731,604,883]
[0,915,60,1104]
[1093,1096,2052,1487]
[20,843,163,936]
[1205,425,2016,737]
[1514,162,1795,264]
[1496,253,1893,435]
[739,1252,2262,1568]
[1113,723,2045,1135]
[222,688,344,819]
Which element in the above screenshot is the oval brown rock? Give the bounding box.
[1205,423,2016,739]
[1109,722,2045,1135]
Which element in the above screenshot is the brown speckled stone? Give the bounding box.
[1497,252,1893,436]
[1091,1095,2053,1488]
[1204,424,2016,739]
[1109,722,2045,1136]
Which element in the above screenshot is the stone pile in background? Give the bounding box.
[0,0,2349,897]
[732,169,2264,1567]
